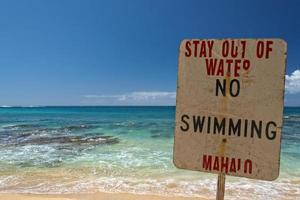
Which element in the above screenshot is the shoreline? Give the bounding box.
[0,193,208,200]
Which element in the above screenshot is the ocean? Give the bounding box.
[0,106,299,200]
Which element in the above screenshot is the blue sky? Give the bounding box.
[0,0,299,106]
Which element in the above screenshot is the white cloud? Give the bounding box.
[285,69,300,94]
[130,91,176,100]
[83,91,176,105]
[83,94,127,101]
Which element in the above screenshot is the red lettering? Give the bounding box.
[237,159,241,171]
[216,60,224,76]
[231,40,238,58]
[202,155,212,170]
[185,41,191,57]
[244,159,252,174]
[226,59,233,76]
[213,157,220,171]
[193,40,200,57]
[222,40,246,58]
[199,42,207,57]
[266,41,273,58]
[206,59,250,77]
[222,40,229,57]
[185,40,215,58]
[229,158,236,172]
[207,40,214,57]
[241,40,246,58]
[234,59,241,77]
[221,157,229,173]
[256,40,274,59]
[205,59,217,75]
[256,41,264,58]
[202,156,252,175]
[243,60,250,70]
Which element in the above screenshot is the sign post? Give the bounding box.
[173,39,287,199]
[216,174,225,200]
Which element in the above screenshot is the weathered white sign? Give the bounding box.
[173,39,287,180]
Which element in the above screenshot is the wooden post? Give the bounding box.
[216,173,226,200]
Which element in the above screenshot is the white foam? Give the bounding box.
[0,175,299,200]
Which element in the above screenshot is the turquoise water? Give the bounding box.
[0,106,299,199]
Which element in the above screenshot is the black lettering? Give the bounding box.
[213,117,226,135]
[230,79,240,97]
[251,120,262,138]
[266,121,277,140]
[244,119,248,137]
[193,116,205,132]
[229,118,241,136]
[207,116,211,133]
[216,79,226,96]
[180,114,190,132]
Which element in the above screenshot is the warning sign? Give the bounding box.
[173,39,287,181]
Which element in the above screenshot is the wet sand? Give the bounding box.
[0,193,208,200]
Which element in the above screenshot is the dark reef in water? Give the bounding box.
[2,135,119,146]
[58,124,98,132]
[3,124,44,130]
[3,123,98,132]
[0,123,119,147]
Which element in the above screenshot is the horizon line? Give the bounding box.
[1,105,299,108]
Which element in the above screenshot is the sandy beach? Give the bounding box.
[0,193,206,200]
